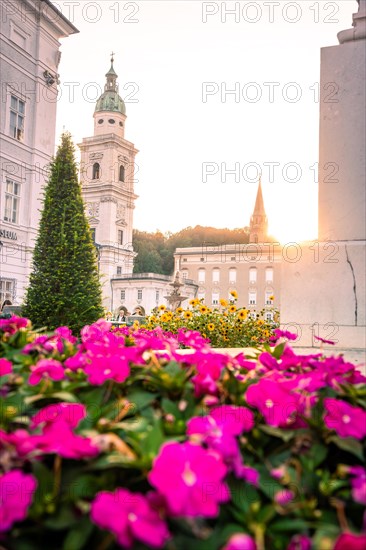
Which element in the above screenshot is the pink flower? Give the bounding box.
[314,335,336,345]
[187,406,256,481]
[0,429,40,458]
[222,533,257,550]
[287,534,312,550]
[28,359,65,385]
[0,470,37,532]
[333,533,366,550]
[31,403,87,429]
[190,352,228,398]
[324,398,366,439]
[348,466,366,505]
[148,441,230,517]
[270,329,298,342]
[274,489,295,506]
[246,379,301,428]
[30,403,99,459]
[91,489,170,549]
[0,358,12,376]
[0,316,28,335]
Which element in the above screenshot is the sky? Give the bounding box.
[52,0,356,242]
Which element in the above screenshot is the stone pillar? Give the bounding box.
[280,0,366,368]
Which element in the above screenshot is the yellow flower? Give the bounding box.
[199,305,209,314]
[161,314,169,322]
[189,298,199,307]
[237,309,248,320]
[256,319,264,326]
[207,323,215,331]
[158,305,166,311]
[229,305,237,313]
[229,290,238,299]
[269,295,274,301]
[176,307,183,314]
[219,298,228,307]
[184,311,193,319]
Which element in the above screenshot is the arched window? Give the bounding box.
[119,165,125,182]
[92,162,100,180]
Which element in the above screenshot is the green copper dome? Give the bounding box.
[94,59,126,115]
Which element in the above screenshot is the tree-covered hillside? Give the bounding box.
[132,226,250,275]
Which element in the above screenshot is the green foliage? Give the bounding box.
[133,226,251,275]
[22,133,104,333]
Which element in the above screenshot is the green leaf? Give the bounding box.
[259,425,296,442]
[328,436,364,460]
[62,517,94,550]
[270,518,310,532]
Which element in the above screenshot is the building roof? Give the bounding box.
[95,58,126,115]
[42,0,79,35]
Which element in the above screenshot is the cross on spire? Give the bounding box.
[110,51,115,64]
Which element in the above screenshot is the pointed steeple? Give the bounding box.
[249,177,268,243]
[95,53,126,115]
[105,52,118,92]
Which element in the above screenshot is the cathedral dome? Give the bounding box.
[94,58,126,115]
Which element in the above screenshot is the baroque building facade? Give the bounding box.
[80,58,197,315]
[0,0,77,307]
[174,181,282,320]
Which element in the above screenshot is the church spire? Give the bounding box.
[249,177,268,243]
[105,52,118,92]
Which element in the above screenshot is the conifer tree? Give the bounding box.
[22,132,104,333]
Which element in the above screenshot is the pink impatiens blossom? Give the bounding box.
[274,489,295,506]
[0,315,28,335]
[28,359,65,385]
[91,489,170,549]
[324,398,366,439]
[287,534,312,550]
[245,379,301,428]
[31,403,87,429]
[187,406,257,482]
[0,358,12,376]
[222,533,257,550]
[333,532,366,550]
[348,466,366,505]
[148,441,230,517]
[29,403,99,459]
[0,429,40,458]
[0,470,37,532]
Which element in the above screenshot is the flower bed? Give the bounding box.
[145,296,279,348]
[0,316,365,550]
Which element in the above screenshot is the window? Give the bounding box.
[90,228,96,242]
[118,230,123,245]
[212,292,219,305]
[182,258,187,262]
[4,179,20,223]
[266,267,273,283]
[0,279,15,305]
[265,291,273,305]
[181,270,188,279]
[212,268,220,283]
[117,266,122,275]
[98,119,104,124]
[249,268,257,283]
[137,289,142,300]
[249,292,257,305]
[92,163,100,180]
[119,165,125,182]
[120,290,125,300]
[229,268,236,284]
[10,95,25,140]
[198,291,205,302]
[108,119,115,124]
[266,312,273,322]
[198,268,205,283]
[156,290,160,302]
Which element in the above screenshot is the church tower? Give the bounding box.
[79,55,138,309]
[249,179,268,243]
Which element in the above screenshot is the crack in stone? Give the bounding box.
[345,245,358,326]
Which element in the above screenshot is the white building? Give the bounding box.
[80,58,197,316]
[0,0,78,307]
